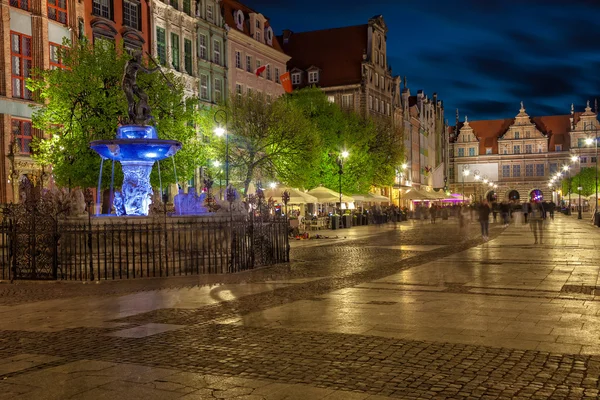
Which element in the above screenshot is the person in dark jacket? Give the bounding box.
[530,200,546,244]
[479,201,492,241]
[500,201,510,227]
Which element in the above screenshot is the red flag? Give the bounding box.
[254,64,267,77]
[280,71,293,93]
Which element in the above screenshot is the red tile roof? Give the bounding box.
[221,0,285,53]
[451,114,576,153]
[279,25,368,87]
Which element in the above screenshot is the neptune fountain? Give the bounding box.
[90,51,182,216]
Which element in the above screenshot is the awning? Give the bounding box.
[368,193,390,203]
[401,189,435,200]
[307,186,354,203]
[262,187,318,204]
[425,190,447,199]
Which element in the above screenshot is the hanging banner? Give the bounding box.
[280,72,293,93]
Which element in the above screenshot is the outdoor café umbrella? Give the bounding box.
[402,189,434,201]
[307,186,354,203]
[367,193,390,203]
[262,187,318,204]
[352,193,390,203]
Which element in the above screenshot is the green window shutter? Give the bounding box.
[184,39,192,75]
[156,27,166,66]
[182,0,190,15]
[171,33,180,71]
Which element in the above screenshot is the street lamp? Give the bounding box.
[214,109,229,187]
[213,160,223,199]
[585,123,598,217]
[474,172,480,202]
[462,165,470,203]
[571,155,582,219]
[563,165,571,215]
[338,150,349,219]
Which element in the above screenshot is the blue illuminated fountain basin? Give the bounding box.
[90,125,182,216]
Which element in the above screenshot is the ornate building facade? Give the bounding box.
[448,102,599,203]
[399,88,445,193]
[221,0,289,100]
[278,16,446,204]
[280,16,400,124]
[84,0,150,52]
[0,0,83,202]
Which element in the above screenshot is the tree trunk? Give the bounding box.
[243,167,254,196]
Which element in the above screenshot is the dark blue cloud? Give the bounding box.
[244,0,600,120]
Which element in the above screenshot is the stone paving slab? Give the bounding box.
[5,217,600,398]
[2,358,387,400]
[107,323,186,338]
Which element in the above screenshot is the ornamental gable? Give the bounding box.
[456,117,478,143]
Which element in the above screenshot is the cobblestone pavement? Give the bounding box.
[2,216,600,399]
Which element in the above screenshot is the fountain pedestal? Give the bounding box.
[90,125,182,216]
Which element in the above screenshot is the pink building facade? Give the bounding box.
[221,0,289,99]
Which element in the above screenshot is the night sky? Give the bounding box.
[244,0,600,122]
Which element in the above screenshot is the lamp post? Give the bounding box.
[213,160,223,200]
[571,155,582,219]
[563,165,571,215]
[214,110,229,187]
[338,150,349,218]
[462,164,470,204]
[474,170,480,203]
[585,123,598,217]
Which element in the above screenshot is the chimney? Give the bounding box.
[282,29,293,44]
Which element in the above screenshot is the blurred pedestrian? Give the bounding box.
[479,200,491,241]
[530,199,546,244]
[500,201,510,227]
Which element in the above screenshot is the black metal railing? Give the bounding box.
[0,212,289,281]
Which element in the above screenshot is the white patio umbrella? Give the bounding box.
[307,186,354,203]
[402,189,435,201]
[351,193,389,203]
[367,193,390,203]
[262,187,318,204]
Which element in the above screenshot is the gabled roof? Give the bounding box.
[451,114,575,154]
[278,24,368,87]
[221,0,285,53]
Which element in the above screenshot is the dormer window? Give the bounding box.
[291,72,301,85]
[308,71,318,84]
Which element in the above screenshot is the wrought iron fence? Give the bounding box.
[0,206,289,281]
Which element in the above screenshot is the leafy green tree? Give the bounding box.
[289,88,404,194]
[563,167,599,197]
[27,39,205,190]
[201,93,320,194]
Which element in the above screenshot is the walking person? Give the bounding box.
[548,200,555,220]
[500,201,510,227]
[530,199,546,244]
[522,201,529,224]
[479,200,491,241]
[429,205,437,224]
